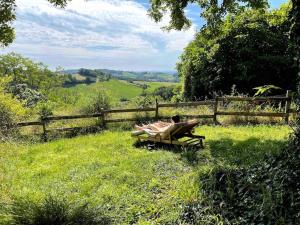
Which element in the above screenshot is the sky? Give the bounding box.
[1,0,287,71]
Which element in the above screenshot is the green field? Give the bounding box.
[134,81,178,93]
[47,79,177,115]
[0,125,291,224]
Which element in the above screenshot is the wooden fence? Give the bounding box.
[15,91,297,141]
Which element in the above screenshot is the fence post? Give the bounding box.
[155,99,159,119]
[284,90,291,124]
[41,117,47,142]
[101,108,106,128]
[213,97,218,124]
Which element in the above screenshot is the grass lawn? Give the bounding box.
[0,125,291,224]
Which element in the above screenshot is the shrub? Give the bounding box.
[6,195,111,225]
[119,97,129,102]
[9,83,43,107]
[0,78,26,135]
[152,86,176,101]
[82,90,111,114]
[181,138,300,225]
[132,95,156,108]
[36,101,54,119]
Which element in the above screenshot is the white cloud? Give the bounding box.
[3,0,197,70]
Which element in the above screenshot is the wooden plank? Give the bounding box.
[159,115,214,119]
[155,99,159,119]
[16,121,43,127]
[105,118,155,123]
[289,108,297,114]
[106,114,213,123]
[185,134,205,139]
[41,120,47,142]
[185,139,200,144]
[285,90,292,124]
[216,111,287,117]
[45,113,103,121]
[137,136,188,146]
[213,97,218,124]
[47,125,102,132]
[104,108,156,113]
[182,114,214,119]
[217,96,289,102]
[158,101,215,108]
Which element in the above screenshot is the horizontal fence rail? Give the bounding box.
[13,90,297,141]
[44,113,104,121]
[217,96,290,101]
[158,101,215,107]
[216,111,287,117]
[16,121,43,127]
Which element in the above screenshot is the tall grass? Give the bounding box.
[0,126,291,224]
[4,195,111,225]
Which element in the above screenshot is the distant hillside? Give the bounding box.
[63,68,179,82]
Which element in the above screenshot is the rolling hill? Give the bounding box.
[64,68,179,83]
[48,79,178,115]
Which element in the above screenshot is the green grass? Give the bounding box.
[133,81,178,93]
[48,79,143,114]
[59,79,142,102]
[0,125,291,224]
[47,79,178,115]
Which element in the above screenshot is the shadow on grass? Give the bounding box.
[207,137,287,166]
[133,140,205,166]
[180,138,298,225]
[134,137,288,167]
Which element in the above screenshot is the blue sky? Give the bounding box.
[1,0,287,71]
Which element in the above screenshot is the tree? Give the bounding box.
[0,53,63,96]
[0,77,26,133]
[177,4,296,99]
[0,0,70,47]
[149,0,268,30]
[150,1,300,223]
[152,85,176,101]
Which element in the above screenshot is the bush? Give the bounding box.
[36,101,54,119]
[181,137,300,225]
[152,86,176,101]
[132,95,156,108]
[9,83,43,107]
[119,97,129,102]
[0,78,26,135]
[6,195,111,225]
[82,90,111,114]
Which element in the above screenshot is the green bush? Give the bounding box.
[152,86,176,101]
[9,83,43,107]
[36,101,54,119]
[82,90,111,114]
[0,78,26,134]
[181,139,300,225]
[6,196,111,225]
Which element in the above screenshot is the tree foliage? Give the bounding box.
[149,0,268,30]
[0,77,26,132]
[152,85,177,101]
[0,53,63,106]
[0,0,70,47]
[0,0,16,47]
[0,53,63,91]
[79,68,111,82]
[177,4,296,99]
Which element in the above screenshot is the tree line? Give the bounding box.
[177,3,296,100]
